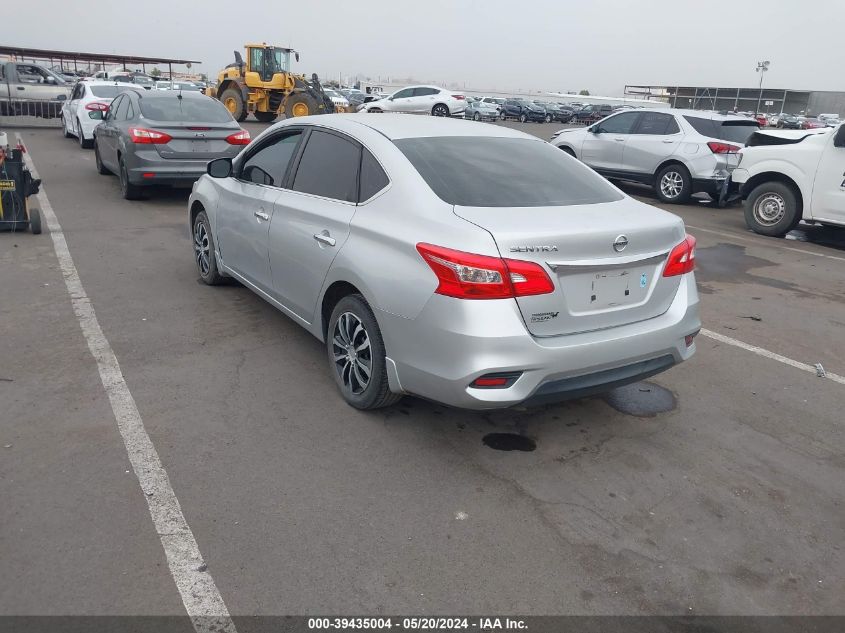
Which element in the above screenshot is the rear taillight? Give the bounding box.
[416,243,554,299]
[128,127,173,144]
[225,129,250,145]
[707,141,741,154]
[663,235,697,277]
[453,94,466,100]
[85,102,110,111]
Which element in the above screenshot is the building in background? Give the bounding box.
[625,85,845,117]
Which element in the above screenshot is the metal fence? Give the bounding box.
[0,97,64,128]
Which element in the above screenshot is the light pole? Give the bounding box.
[755,60,770,115]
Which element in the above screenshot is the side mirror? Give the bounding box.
[295,52,300,62]
[46,76,57,84]
[834,125,845,148]
[591,126,602,134]
[387,96,395,101]
[207,157,233,178]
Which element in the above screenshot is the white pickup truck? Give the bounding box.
[730,124,845,236]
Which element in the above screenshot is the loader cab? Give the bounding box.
[246,45,296,83]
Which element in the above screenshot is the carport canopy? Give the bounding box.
[0,46,201,78]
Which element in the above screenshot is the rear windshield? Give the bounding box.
[395,137,623,207]
[139,96,233,123]
[684,116,760,144]
[90,85,133,98]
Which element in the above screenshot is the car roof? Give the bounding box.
[283,113,534,141]
[618,107,756,122]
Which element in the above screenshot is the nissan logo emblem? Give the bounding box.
[613,235,629,252]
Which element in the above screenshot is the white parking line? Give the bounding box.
[687,224,845,263]
[19,136,238,633]
[700,328,845,386]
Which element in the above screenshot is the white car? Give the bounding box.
[61,81,143,148]
[358,85,466,117]
[731,124,844,236]
[154,81,202,92]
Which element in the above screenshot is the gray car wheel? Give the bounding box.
[327,294,401,410]
[473,112,481,121]
[119,157,143,200]
[655,164,692,204]
[431,104,450,117]
[94,140,110,175]
[193,211,223,285]
[744,181,800,237]
[519,113,527,123]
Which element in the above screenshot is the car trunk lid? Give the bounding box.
[142,120,236,159]
[454,198,687,336]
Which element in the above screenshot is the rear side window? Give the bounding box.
[358,149,389,201]
[413,87,438,97]
[635,112,677,135]
[684,116,760,144]
[240,132,303,187]
[114,96,130,121]
[139,96,232,123]
[292,130,360,202]
[396,136,623,207]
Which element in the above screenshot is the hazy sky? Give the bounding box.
[7,0,844,95]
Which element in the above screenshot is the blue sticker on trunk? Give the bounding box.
[640,273,648,288]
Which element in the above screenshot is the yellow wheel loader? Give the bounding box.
[210,44,335,123]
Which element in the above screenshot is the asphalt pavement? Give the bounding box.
[1,119,843,623]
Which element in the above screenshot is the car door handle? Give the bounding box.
[313,231,336,247]
[16,86,25,91]
[254,210,270,221]
[614,138,625,142]
[662,139,675,143]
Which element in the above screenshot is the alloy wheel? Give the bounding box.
[753,192,786,226]
[331,312,372,395]
[194,221,210,275]
[660,171,684,199]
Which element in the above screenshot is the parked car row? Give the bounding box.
[59,82,251,199]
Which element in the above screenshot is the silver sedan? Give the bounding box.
[189,114,701,410]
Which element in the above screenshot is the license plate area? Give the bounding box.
[562,266,653,313]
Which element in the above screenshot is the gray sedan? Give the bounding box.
[464,99,500,121]
[94,90,248,199]
[189,115,700,410]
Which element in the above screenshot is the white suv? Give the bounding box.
[552,109,760,203]
[358,85,466,117]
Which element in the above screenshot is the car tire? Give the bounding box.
[327,294,402,410]
[544,114,552,123]
[77,119,93,149]
[94,140,110,175]
[499,112,506,120]
[119,157,143,200]
[62,115,73,138]
[431,103,450,117]
[519,113,527,123]
[655,164,692,204]
[193,210,223,285]
[744,181,800,237]
[473,112,481,121]
[28,206,42,235]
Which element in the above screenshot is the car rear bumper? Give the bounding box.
[380,273,700,410]
[126,150,230,185]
